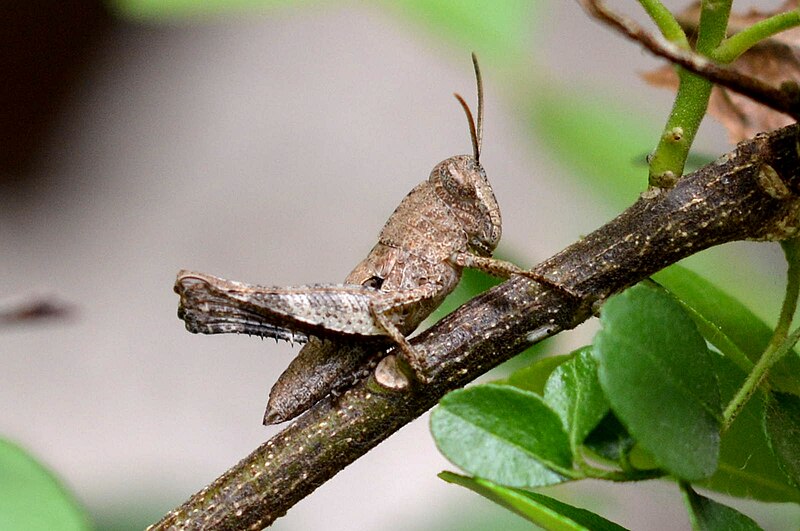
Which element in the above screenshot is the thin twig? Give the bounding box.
[578,0,800,120]
[151,124,800,530]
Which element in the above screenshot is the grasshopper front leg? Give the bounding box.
[450,252,581,300]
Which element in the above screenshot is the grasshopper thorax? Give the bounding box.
[430,154,501,257]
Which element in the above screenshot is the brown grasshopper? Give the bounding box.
[175,54,543,424]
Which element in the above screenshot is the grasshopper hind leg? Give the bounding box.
[265,338,379,425]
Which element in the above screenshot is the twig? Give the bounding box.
[151,124,800,530]
[578,0,800,121]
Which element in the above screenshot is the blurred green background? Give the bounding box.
[1,0,797,529]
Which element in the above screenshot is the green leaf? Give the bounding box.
[544,347,609,450]
[385,0,543,69]
[498,353,574,395]
[528,86,657,212]
[653,264,800,395]
[764,392,800,488]
[440,472,628,531]
[698,354,800,503]
[681,483,763,531]
[0,438,91,531]
[594,282,721,480]
[431,384,572,487]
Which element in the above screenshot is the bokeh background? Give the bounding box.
[2,1,798,529]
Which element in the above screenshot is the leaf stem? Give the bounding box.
[678,481,703,529]
[577,442,665,482]
[581,463,665,482]
[712,9,800,63]
[773,239,800,345]
[637,0,689,47]
[722,238,800,429]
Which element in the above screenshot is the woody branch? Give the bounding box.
[151,122,800,530]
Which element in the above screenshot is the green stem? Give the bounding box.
[713,10,800,63]
[694,0,732,55]
[722,239,800,430]
[774,239,800,343]
[678,481,703,529]
[723,325,800,430]
[637,0,689,47]
[647,0,732,187]
[647,71,713,186]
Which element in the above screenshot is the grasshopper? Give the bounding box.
[175,55,544,424]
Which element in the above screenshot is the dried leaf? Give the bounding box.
[642,1,800,143]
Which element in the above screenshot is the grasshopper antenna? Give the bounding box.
[453,52,483,162]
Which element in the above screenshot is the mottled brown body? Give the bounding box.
[174,55,533,424]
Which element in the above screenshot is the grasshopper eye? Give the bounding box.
[362,276,384,290]
[441,169,466,195]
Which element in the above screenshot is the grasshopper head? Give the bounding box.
[430,155,501,256]
[429,53,501,257]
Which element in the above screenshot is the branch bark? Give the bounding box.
[150,124,800,530]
